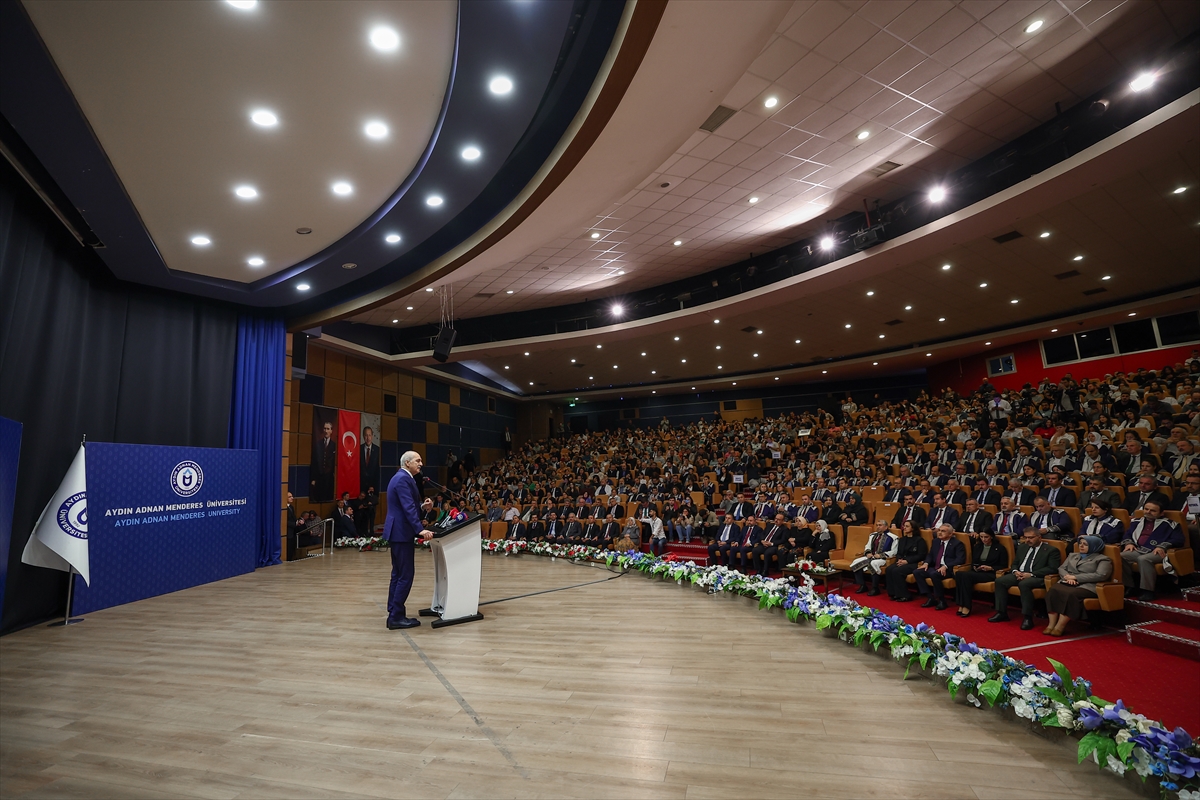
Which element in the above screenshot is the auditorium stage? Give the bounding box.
[0,551,1141,799]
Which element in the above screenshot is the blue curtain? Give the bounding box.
[228,315,286,567]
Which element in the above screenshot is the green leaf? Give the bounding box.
[870,632,884,652]
[1036,686,1074,707]
[918,651,933,669]
[1047,658,1076,696]
[979,679,1004,706]
[853,628,867,647]
[1078,732,1104,765]
[785,606,800,623]
[758,595,770,610]
[1041,713,1064,728]
[1094,736,1117,769]
[1088,695,1111,707]
[948,681,959,699]
[1117,742,1136,763]
[815,614,833,630]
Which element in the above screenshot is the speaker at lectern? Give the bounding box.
[418,513,484,628]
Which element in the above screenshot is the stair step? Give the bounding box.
[1126,598,1200,630]
[1183,587,1200,603]
[1127,620,1200,661]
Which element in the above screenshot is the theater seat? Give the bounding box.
[1044,544,1124,613]
[828,526,873,572]
[1157,548,1195,578]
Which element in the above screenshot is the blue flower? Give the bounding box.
[1170,727,1194,751]
[1101,699,1126,723]
[1077,707,1103,730]
[915,622,930,633]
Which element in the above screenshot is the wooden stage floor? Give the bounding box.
[0,550,1140,799]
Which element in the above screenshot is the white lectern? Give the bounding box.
[419,514,485,628]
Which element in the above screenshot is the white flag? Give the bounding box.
[22,444,90,585]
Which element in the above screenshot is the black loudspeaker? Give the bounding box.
[432,327,457,362]
[293,332,308,371]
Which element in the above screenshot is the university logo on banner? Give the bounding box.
[336,410,360,499]
[21,444,91,584]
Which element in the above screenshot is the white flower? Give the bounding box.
[1105,755,1126,776]
[1013,698,1034,720]
[1115,729,1131,744]
[1056,708,1075,728]
[1177,789,1200,800]
[1130,746,1152,777]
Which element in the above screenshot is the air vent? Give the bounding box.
[993,231,1023,244]
[868,160,901,177]
[741,325,757,333]
[1054,270,1080,280]
[699,105,737,133]
[1082,287,1107,296]
[883,319,903,326]
[475,292,496,298]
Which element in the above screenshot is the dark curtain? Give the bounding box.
[229,315,285,567]
[0,157,238,634]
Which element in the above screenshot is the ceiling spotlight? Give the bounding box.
[392,319,398,324]
[425,287,434,292]
[191,235,211,246]
[651,370,656,374]
[979,282,988,288]
[904,305,912,311]
[651,391,656,394]
[673,240,683,246]
[296,283,310,291]
[611,304,624,316]
[718,366,722,370]
[774,377,779,381]
[369,26,400,52]
[753,353,759,358]
[820,236,834,250]
[596,344,602,349]
[1129,72,1156,92]
[234,185,257,199]
[332,182,353,196]
[489,76,514,95]
[406,306,413,310]
[764,96,778,108]
[1040,232,1050,238]
[226,0,257,9]
[674,336,680,341]
[732,382,737,386]
[617,270,626,275]
[822,370,827,374]
[589,376,594,380]
[504,365,509,370]
[641,352,646,356]
[249,109,277,127]
[612,365,618,369]
[866,290,874,296]
[590,232,601,239]
[794,339,800,344]
[1051,328,1058,333]
[844,323,852,329]
[1128,312,1136,317]
[247,256,264,267]
[524,352,530,356]
[691,387,696,390]
[570,358,576,363]
[426,195,444,207]
[385,233,401,244]
[938,317,946,322]
[715,345,721,350]
[879,334,885,339]
[756,329,763,334]
[1010,299,1019,304]
[1073,255,1084,261]
[1024,19,1043,33]
[1173,187,1187,194]
[1101,275,1111,280]
[364,121,388,139]
[749,196,759,204]
[985,341,992,346]
[928,186,947,202]
[461,146,481,161]
[529,382,534,386]
[856,130,870,140]
[713,319,719,324]
[872,362,878,366]
[941,263,951,270]
[925,353,932,357]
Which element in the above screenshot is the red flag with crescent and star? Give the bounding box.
[336,410,360,499]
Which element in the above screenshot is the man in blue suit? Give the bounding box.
[913,524,966,610]
[383,451,435,629]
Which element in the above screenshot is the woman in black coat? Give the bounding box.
[884,521,928,601]
[953,531,1008,617]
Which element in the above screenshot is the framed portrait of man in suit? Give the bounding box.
[360,412,381,495]
[310,406,338,502]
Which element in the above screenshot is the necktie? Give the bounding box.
[1139,492,1149,508]
[904,508,912,522]
[966,512,976,532]
[1137,520,1155,547]
[1049,488,1058,504]
[1020,545,1037,572]
[1001,514,1009,533]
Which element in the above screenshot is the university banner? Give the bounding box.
[337,410,360,499]
[71,442,258,615]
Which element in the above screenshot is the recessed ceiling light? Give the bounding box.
[651,370,656,374]
[1101,275,1111,280]
[748,196,759,204]
[190,235,211,246]
[674,336,680,341]
[1173,186,1187,194]
[941,264,951,270]
[717,366,722,370]
[596,344,602,349]
[753,353,758,357]
[1129,72,1156,92]
[385,233,401,244]
[589,376,594,380]
[1051,328,1058,333]
[641,352,646,356]
[651,390,656,394]
[984,341,991,346]
[506,289,514,295]
[249,109,277,127]
[461,146,481,161]
[822,370,827,374]
[332,182,353,196]
[844,323,852,329]
[617,270,626,275]
[611,304,624,316]
[732,382,737,386]
[925,353,932,357]
[590,232,600,239]
[673,240,683,246]
[756,330,763,334]
[715,345,721,350]
[1039,232,1050,238]
[234,185,257,199]
[713,319,719,324]
[406,306,413,310]
[979,282,988,288]
[489,76,514,95]
[938,317,946,322]
[904,305,912,311]
[794,339,800,344]
[1024,19,1043,33]
[856,130,870,140]
[872,362,878,366]
[691,387,696,390]
[1128,312,1136,317]
[226,0,256,9]
[1010,299,1019,304]
[524,352,530,356]
[364,121,388,139]
[504,365,510,370]
[425,287,434,292]
[369,26,400,52]
[612,365,618,369]
[426,195,444,207]
[879,334,885,339]
[392,319,398,324]
[820,236,834,250]
[247,256,264,267]
[764,96,778,108]
[928,186,946,202]
[570,358,576,363]
[1073,255,1084,261]
[866,290,874,296]
[296,283,310,291]
[529,382,534,386]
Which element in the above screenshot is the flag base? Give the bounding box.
[48,618,84,627]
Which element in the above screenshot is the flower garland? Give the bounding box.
[482,539,1200,799]
[333,535,387,551]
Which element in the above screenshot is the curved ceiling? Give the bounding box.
[23,0,457,284]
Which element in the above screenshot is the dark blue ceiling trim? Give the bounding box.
[0,0,622,309]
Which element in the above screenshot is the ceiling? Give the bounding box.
[23,0,456,283]
[358,0,1200,327]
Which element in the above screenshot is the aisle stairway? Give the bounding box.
[1125,588,1200,661]
[664,542,710,565]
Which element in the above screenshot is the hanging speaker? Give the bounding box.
[432,327,457,362]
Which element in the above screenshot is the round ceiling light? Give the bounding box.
[748,196,759,204]
[226,0,257,8]
[341,263,357,270]
[590,232,600,239]
[489,76,514,95]
[190,235,211,246]
[1024,19,1043,33]
[673,240,683,246]
[1040,231,1050,238]
[331,182,353,196]
[426,195,444,207]
[764,96,778,108]
[296,283,310,291]
[820,236,834,250]
[1129,72,1156,92]
[856,130,870,140]
[369,26,400,52]
[385,233,401,244]
[364,121,389,139]
[461,146,481,161]
[247,256,264,267]
[928,186,947,202]
[234,185,257,199]
[249,109,277,127]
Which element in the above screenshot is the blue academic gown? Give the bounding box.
[383,468,425,623]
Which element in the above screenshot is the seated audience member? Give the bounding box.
[989,528,1062,630]
[1004,478,1037,507]
[925,493,959,531]
[807,519,838,565]
[646,509,666,556]
[543,512,563,543]
[890,495,926,530]
[1176,473,1200,550]
[790,493,820,524]
[730,515,761,572]
[526,513,545,541]
[835,492,870,537]
[954,531,1008,617]
[1043,535,1113,636]
[671,509,694,543]
[580,517,603,547]
[752,513,790,574]
[1120,501,1185,601]
[783,519,814,564]
[851,520,897,596]
[1039,471,1076,508]
[1029,496,1073,540]
[708,516,741,566]
[1078,499,1124,545]
[612,518,639,552]
[1124,475,1170,514]
[695,506,718,541]
[333,499,357,539]
[991,496,1028,536]
[957,498,994,536]
[507,517,529,540]
[913,524,966,610]
[884,520,927,601]
[599,514,621,549]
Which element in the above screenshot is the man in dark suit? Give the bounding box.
[600,514,622,549]
[925,494,960,531]
[752,514,789,574]
[1029,496,1072,539]
[526,513,546,541]
[991,497,1028,536]
[1124,475,1170,514]
[890,496,926,530]
[708,517,741,566]
[543,512,564,543]
[580,517,603,547]
[1003,478,1037,508]
[560,513,582,544]
[507,518,528,540]
[730,515,761,572]
[989,528,1062,629]
[883,478,911,503]
[971,478,1001,509]
[382,451,435,629]
[728,492,754,521]
[1121,501,1186,601]
[359,427,380,495]
[913,525,966,610]
[957,498,994,535]
[1078,476,1121,513]
[310,420,337,502]
[1039,471,1076,508]
[1116,440,1159,476]
[941,479,968,508]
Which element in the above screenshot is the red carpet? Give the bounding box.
[812,582,1200,733]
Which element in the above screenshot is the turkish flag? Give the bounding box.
[337,410,361,499]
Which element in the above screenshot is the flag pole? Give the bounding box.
[47,566,83,627]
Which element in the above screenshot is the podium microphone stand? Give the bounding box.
[418,513,485,629]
